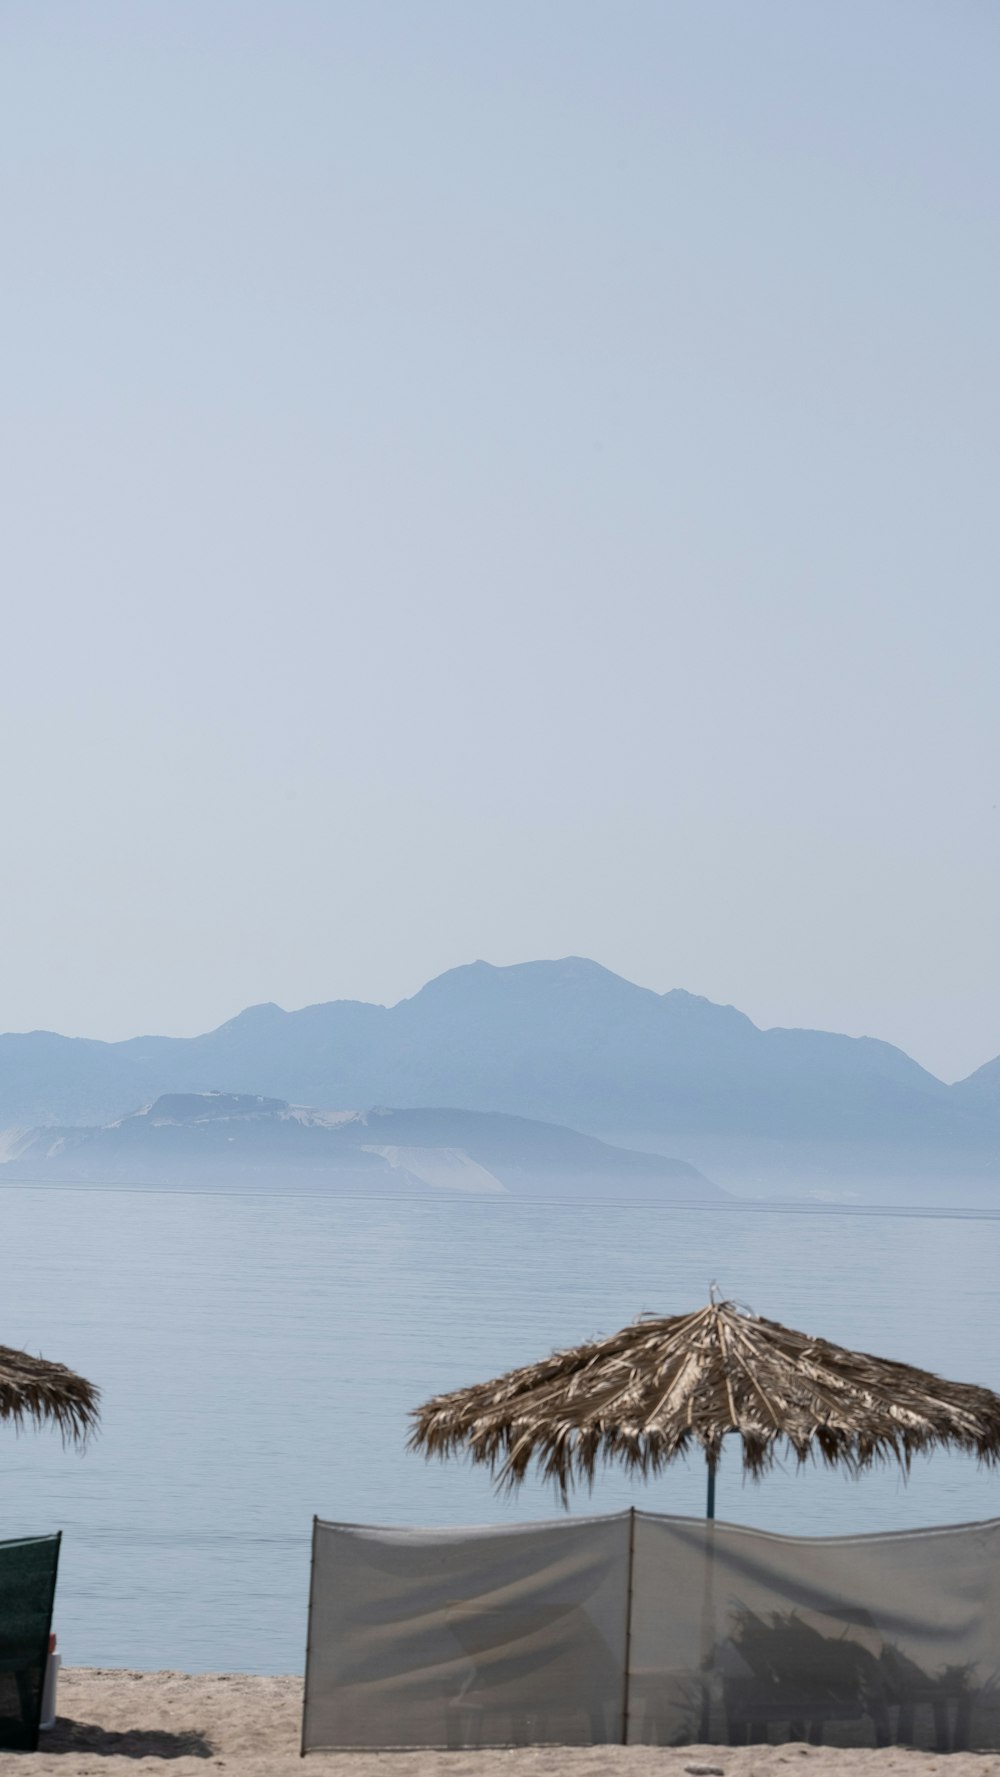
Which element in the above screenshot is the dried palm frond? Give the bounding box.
[410,1300,1000,1498]
[0,1343,99,1446]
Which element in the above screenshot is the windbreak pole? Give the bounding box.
[300,1516,319,1759]
[621,1507,636,1744]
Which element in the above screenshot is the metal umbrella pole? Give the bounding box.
[699,1451,720,1740]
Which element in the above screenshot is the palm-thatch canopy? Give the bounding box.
[410,1300,1000,1499]
[0,1343,99,1446]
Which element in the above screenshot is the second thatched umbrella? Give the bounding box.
[0,1343,99,1446]
[410,1297,1000,1516]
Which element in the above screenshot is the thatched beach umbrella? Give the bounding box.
[410,1297,1000,1517]
[0,1343,99,1446]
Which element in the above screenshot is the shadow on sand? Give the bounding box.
[41,1716,214,1759]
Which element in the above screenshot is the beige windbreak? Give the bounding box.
[303,1511,1000,1752]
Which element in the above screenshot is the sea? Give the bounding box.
[3,1182,1000,1673]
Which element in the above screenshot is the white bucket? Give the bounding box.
[39,1651,60,1732]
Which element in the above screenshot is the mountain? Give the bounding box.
[951,1055,1000,1114]
[1,959,997,1193]
[0,1092,722,1200]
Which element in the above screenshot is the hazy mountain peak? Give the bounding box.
[404,955,659,1008]
[216,1003,287,1033]
[402,959,497,1000]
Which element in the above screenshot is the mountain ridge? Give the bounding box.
[1,960,997,1190]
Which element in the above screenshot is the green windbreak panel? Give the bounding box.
[0,1533,61,1752]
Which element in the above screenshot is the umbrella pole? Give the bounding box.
[699,1455,718,1740]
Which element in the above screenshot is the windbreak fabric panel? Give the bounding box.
[0,1533,61,1753]
[629,1514,1000,1749]
[303,1512,1000,1752]
[302,1514,631,1750]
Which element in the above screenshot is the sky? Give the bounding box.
[1,1,998,1081]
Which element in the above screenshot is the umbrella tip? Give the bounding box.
[709,1282,759,1318]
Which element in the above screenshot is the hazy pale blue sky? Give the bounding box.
[2,1,998,1079]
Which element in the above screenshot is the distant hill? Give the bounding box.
[951,1055,1000,1114]
[0,1092,723,1201]
[0,959,997,1193]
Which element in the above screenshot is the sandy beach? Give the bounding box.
[3,1670,997,1776]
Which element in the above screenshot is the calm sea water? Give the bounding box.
[3,1183,1000,1673]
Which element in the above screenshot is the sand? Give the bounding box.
[6,1670,1000,1776]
